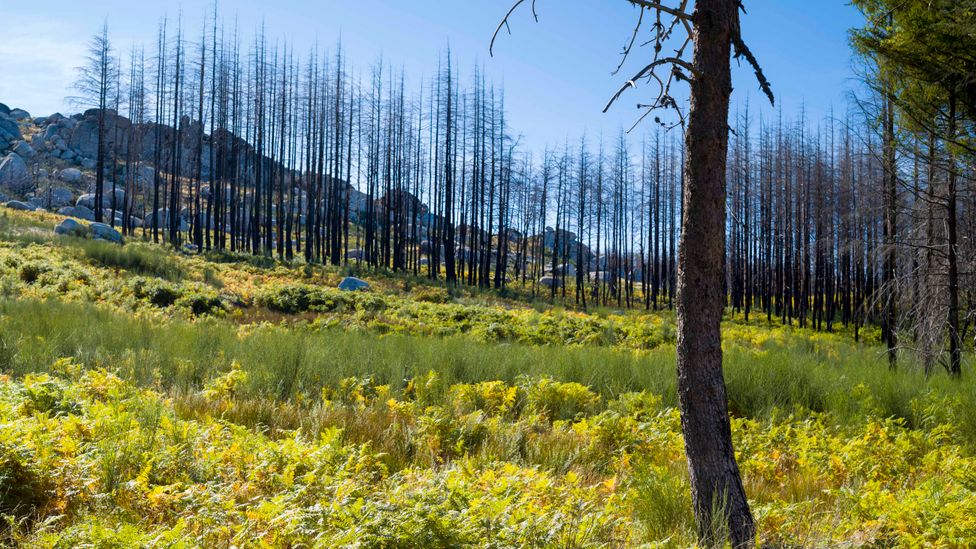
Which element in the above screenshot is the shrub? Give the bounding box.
[521,376,600,422]
[255,284,313,313]
[130,278,180,307]
[202,362,248,401]
[202,266,223,289]
[449,381,520,417]
[176,291,226,317]
[20,374,82,417]
[254,284,353,314]
[0,443,51,520]
[17,263,44,284]
[413,286,451,304]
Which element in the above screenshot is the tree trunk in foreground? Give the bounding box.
[676,0,756,546]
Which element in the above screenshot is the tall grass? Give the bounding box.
[72,239,186,281]
[2,298,973,441]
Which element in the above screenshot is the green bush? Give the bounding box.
[449,381,521,417]
[521,376,601,422]
[17,263,44,284]
[0,443,51,520]
[130,278,180,307]
[176,292,226,317]
[413,286,451,304]
[20,374,82,417]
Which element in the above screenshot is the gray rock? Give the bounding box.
[34,187,74,208]
[0,191,6,202]
[75,193,96,209]
[42,124,61,143]
[346,249,365,260]
[80,158,96,170]
[102,209,125,226]
[12,140,35,158]
[0,103,9,116]
[57,205,95,221]
[60,149,76,161]
[551,263,576,277]
[138,165,155,185]
[145,208,188,232]
[59,168,82,183]
[54,217,88,237]
[0,153,31,194]
[8,109,30,122]
[77,188,124,210]
[0,115,21,144]
[4,200,36,211]
[539,276,563,289]
[89,222,122,243]
[30,133,47,151]
[338,277,370,292]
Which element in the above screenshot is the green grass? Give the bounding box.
[72,239,186,281]
[2,298,973,442]
[1,210,976,546]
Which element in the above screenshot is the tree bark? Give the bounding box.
[675,0,755,546]
[946,92,962,376]
[882,90,898,369]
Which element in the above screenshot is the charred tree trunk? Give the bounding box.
[675,1,755,545]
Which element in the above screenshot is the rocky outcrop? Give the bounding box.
[4,200,36,211]
[144,208,189,232]
[539,276,563,289]
[0,114,22,152]
[55,217,88,237]
[59,168,82,183]
[57,205,95,221]
[0,153,30,194]
[89,222,122,243]
[76,187,125,211]
[338,277,370,291]
[30,187,74,208]
[12,140,35,159]
[8,109,30,122]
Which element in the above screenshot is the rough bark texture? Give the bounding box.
[676,0,756,545]
[882,92,898,369]
[947,93,962,376]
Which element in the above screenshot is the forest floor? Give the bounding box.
[1,208,975,547]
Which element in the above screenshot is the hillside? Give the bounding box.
[0,207,974,547]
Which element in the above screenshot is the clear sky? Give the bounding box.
[0,1,863,150]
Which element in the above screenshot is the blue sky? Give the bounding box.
[0,1,863,150]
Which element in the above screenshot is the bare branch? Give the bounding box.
[731,5,774,106]
[613,5,645,76]
[490,0,538,58]
[732,33,774,106]
[603,57,697,113]
[624,0,693,22]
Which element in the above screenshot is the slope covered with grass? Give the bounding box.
[1,208,975,547]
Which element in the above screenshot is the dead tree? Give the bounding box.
[72,21,118,224]
[492,0,772,545]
